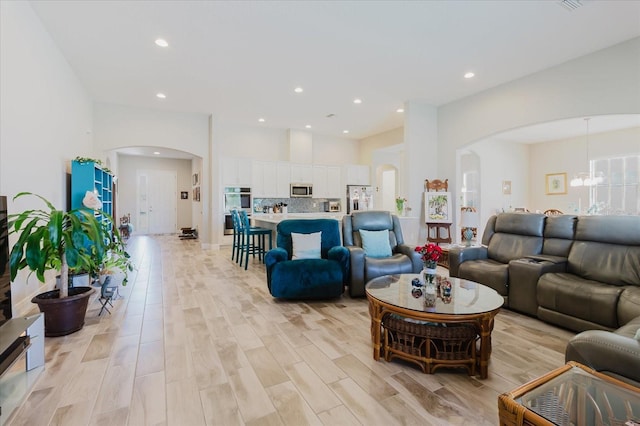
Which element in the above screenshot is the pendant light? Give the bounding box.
[570,118,592,187]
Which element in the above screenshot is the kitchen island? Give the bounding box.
[252,213,344,240]
[252,212,422,247]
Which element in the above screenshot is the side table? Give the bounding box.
[498,361,640,426]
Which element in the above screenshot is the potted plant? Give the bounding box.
[93,217,133,286]
[8,191,109,336]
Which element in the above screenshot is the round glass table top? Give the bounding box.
[365,274,504,315]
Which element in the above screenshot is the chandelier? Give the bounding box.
[569,118,603,187]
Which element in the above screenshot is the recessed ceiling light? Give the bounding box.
[153,151,160,155]
[156,93,166,99]
[464,72,475,79]
[258,118,265,122]
[155,39,169,47]
[294,87,303,93]
[343,130,349,134]
[396,108,404,113]
[305,125,311,129]
[353,98,362,104]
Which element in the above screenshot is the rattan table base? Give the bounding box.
[382,314,478,375]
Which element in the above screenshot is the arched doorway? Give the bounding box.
[376,164,398,212]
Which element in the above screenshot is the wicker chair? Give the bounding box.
[544,209,563,216]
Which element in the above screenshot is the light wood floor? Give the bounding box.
[6,235,574,425]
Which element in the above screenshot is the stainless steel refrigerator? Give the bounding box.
[346,185,374,214]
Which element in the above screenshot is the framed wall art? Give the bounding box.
[545,173,567,195]
[424,191,453,223]
[502,180,512,195]
[180,191,188,200]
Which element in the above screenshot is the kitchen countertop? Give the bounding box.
[252,212,419,223]
[252,213,422,246]
[252,212,344,224]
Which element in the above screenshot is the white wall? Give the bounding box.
[312,133,360,165]
[215,123,361,165]
[0,1,94,314]
[529,126,640,213]
[467,140,530,236]
[117,155,193,231]
[93,103,209,157]
[216,123,289,160]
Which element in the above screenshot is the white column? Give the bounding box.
[403,101,438,243]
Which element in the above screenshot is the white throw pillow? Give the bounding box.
[635,328,640,341]
[291,231,322,259]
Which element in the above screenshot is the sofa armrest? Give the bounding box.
[265,247,288,283]
[345,246,366,296]
[508,258,567,316]
[565,330,640,386]
[396,244,423,272]
[448,246,488,277]
[328,246,350,283]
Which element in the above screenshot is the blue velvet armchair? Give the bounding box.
[265,219,349,299]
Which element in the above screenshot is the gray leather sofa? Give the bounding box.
[342,211,422,297]
[565,316,640,387]
[448,213,547,305]
[449,213,640,333]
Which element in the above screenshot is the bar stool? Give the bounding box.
[239,210,272,270]
[231,209,241,263]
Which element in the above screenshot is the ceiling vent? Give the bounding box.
[558,0,583,11]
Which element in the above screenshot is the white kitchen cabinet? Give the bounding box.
[345,164,370,185]
[222,157,252,186]
[252,160,277,197]
[276,162,291,197]
[312,165,328,198]
[326,165,343,198]
[290,163,313,183]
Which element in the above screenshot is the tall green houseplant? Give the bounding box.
[9,192,108,298]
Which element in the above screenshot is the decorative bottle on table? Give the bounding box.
[415,242,442,307]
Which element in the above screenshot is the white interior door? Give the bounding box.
[137,170,177,234]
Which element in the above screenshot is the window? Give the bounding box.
[590,154,639,215]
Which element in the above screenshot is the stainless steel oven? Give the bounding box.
[224,187,251,235]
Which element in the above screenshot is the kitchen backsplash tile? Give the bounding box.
[253,198,340,213]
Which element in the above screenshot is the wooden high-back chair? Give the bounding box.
[424,179,452,245]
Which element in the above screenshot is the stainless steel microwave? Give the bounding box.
[290,183,313,198]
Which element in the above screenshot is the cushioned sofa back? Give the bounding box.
[277,219,342,259]
[342,210,402,250]
[542,215,577,257]
[486,213,545,264]
[567,215,640,286]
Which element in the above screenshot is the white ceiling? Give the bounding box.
[29,0,640,144]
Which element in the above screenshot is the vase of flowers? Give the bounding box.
[395,197,407,216]
[415,242,442,285]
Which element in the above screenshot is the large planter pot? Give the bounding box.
[31,286,96,337]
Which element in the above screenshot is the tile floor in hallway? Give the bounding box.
[5,235,574,425]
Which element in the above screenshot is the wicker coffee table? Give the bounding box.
[498,361,640,426]
[365,274,503,379]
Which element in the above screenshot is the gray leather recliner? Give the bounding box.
[342,211,422,297]
[566,315,640,387]
[449,212,547,304]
